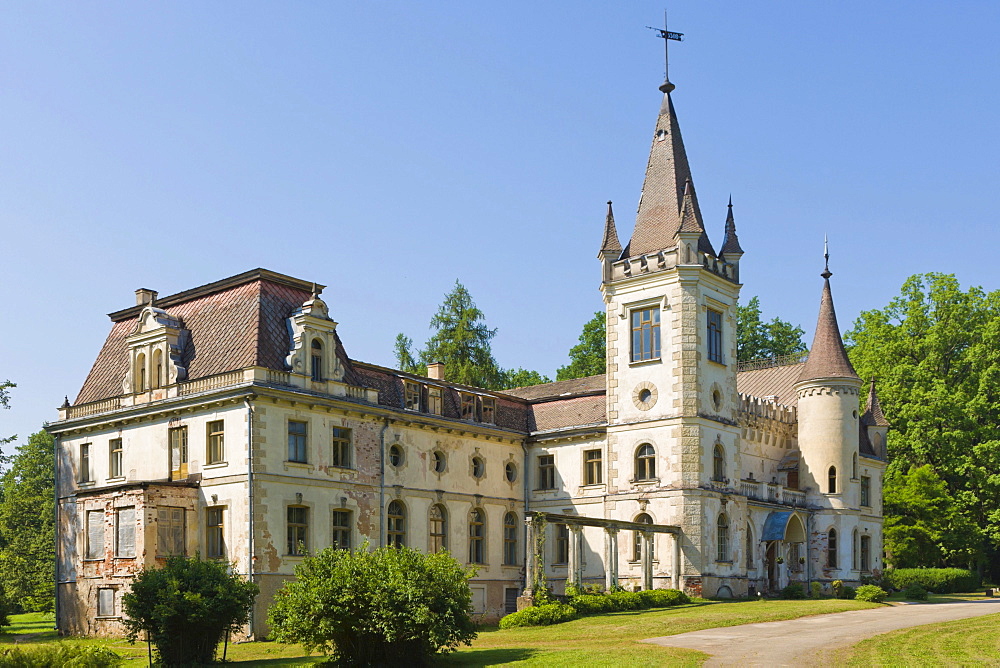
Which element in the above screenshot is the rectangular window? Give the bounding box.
[206,420,225,465]
[115,507,135,558]
[86,510,104,560]
[332,509,351,550]
[584,449,603,485]
[108,439,123,478]
[331,427,352,469]
[169,427,188,480]
[460,394,476,420]
[707,309,724,364]
[481,397,496,425]
[538,454,555,490]
[860,535,871,571]
[404,381,422,411]
[157,507,185,556]
[860,476,871,507]
[287,506,308,555]
[97,588,115,617]
[630,307,661,362]
[206,507,225,559]
[80,443,92,483]
[554,524,569,564]
[428,387,443,415]
[287,421,307,463]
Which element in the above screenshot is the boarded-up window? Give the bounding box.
[86,510,104,560]
[158,507,185,556]
[97,588,115,617]
[115,507,135,558]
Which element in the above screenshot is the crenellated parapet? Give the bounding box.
[611,247,738,283]
[738,393,797,449]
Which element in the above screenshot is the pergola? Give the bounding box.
[524,512,682,594]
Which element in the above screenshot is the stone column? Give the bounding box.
[523,517,536,594]
[672,531,681,591]
[604,527,619,591]
[568,525,582,590]
[641,531,654,590]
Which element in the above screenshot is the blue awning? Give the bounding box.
[762,511,794,541]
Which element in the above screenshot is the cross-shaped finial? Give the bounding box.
[822,235,832,279]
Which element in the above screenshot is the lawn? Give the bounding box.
[834,610,1000,666]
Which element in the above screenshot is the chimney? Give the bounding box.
[426,362,445,380]
[135,288,158,306]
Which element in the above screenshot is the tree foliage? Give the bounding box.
[122,555,258,666]
[737,296,807,363]
[556,312,606,381]
[395,281,549,390]
[0,430,56,613]
[268,544,477,666]
[0,380,16,463]
[846,273,1000,575]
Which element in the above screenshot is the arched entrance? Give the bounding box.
[761,511,806,593]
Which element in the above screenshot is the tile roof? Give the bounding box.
[861,378,890,427]
[720,198,744,257]
[737,362,806,407]
[528,394,606,432]
[502,374,606,401]
[599,201,622,256]
[798,275,859,382]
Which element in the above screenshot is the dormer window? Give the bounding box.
[404,381,422,411]
[123,305,188,395]
[310,339,323,382]
[136,353,146,392]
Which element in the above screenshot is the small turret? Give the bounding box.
[860,379,890,459]
[720,197,744,281]
[598,201,623,282]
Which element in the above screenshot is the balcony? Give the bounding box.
[739,479,807,508]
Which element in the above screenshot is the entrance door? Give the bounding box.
[766,541,779,592]
[169,426,189,480]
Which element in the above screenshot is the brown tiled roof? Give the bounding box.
[798,276,859,382]
[720,199,744,257]
[502,374,605,401]
[599,201,622,256]
[624,90,714,259]
[75,270,342,404]
[861,378,890,427]
[737,363,805,407]
[528,394,606,432]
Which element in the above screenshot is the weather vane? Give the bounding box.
[647,11,684,84]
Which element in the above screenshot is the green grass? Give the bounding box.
[440,598,879,667]
[882,591,989,604]
[835,611,1000,666]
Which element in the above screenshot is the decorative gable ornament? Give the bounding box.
[122,306,189,394]
[285,290,344,382]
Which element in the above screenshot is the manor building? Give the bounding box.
[49,68,887,636]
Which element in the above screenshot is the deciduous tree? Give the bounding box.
[737,297,807,363]
[556,312,606,381]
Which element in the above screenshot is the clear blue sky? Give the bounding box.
[2,2,998,447]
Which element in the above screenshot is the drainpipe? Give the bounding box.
[521,439,530,591]
[53,433,60,633]
[378,418,390,547]
[245,398,255,634]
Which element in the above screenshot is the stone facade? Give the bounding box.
[49,70,886,638]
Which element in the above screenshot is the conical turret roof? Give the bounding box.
[720,197,744,257]
[861,378,890,427]
[599,201,622,257]
[798,263,859,382]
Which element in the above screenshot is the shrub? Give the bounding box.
[568,595,612,615]
[831,580,844,598]
[855,584,888,603]
[903,583,929,601]
[841,585,856,600]
[636,589,691,608]
[122,555,258,667]
[268,545,477,666]
[606,590,643,610]
[0,644,123,667]
[564,583,583,598]
[780,583,806,599]
[498,603,577,629]
[884,568,979,594]
[810,581,823,598]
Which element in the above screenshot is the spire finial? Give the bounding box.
[728,194,732,208]
[822,235,832,279]
[647,14,684,93]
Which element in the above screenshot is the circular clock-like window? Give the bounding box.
[505,462,517,483]
[632,382,658,411]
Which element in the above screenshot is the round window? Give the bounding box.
[505,462,517,482]
[433,450,446,473]
[638,389,652,403]
[472,456,485,479]
[388,444,403,468]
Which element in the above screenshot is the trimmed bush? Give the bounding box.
[269,545,477,666]
[884,568,979,594]
[499,603,577,629]
[780,583,806,599]
[569,589,690,616]
[606,591,643,610]
[903,583,929,601]
[568,595,612,615]
[0,644,123,667]
[855,584,888,603]
[841,585,856,600]
[831,580,844,598]
[636,589,691,608]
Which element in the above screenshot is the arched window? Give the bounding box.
[635,444,656,481]
[468,508,485,564]
[136,352,146,392]
[152,349,163,389]
[503,512,518,565]
[873,432,884,458]
[852,452,858,479]
[387,500,406,548]
[745,523,754,569]
[429,504,447,552]
[717,514,729,562]
[633,513,653,562]
[827,528,838,568]
[828,466,837,494]
[713,445,725,482]
[311,339,323,382]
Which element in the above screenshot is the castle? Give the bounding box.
[49,63,887,636]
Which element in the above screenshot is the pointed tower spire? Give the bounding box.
[861,378,890,427]
[798,245,859,381]
[598,200,622,257]
[720,196,744,257]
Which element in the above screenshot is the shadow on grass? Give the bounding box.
[437,647,539,666]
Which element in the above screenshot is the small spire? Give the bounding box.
[599,200,622,257]
[61,396,70,409]
[720,196,744,257]
[862,378,890,427]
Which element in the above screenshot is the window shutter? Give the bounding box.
[117,508,135,557]
[87,511,104,560]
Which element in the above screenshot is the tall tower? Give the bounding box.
[599,68,744,590]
